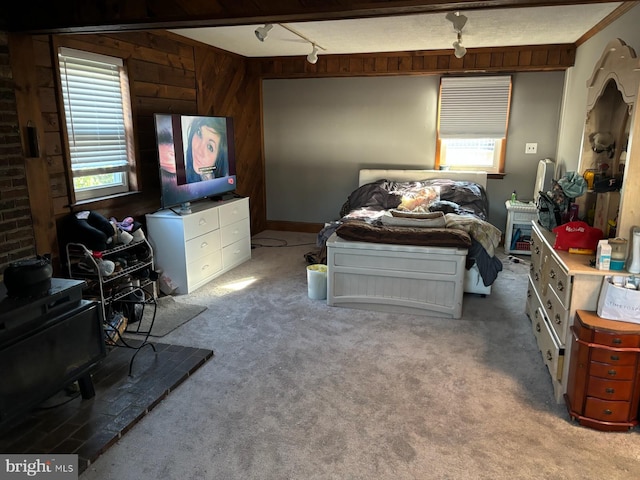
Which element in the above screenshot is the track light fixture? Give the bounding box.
[307,44,319,64]
[254,23,273,42]
[446,11,468,59]
[255,23,325,64]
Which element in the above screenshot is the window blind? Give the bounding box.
[58,47,129,175]
[438,75,512,138]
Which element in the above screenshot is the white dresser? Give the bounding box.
[146,197,251,294]
[526,221,610,403]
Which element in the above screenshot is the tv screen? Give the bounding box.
[154,113,237,211]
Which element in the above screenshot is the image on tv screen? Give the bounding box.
[155,114,236,210]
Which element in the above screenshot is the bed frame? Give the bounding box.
[326,169,491,319]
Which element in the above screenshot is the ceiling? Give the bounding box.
[171,3,623,58]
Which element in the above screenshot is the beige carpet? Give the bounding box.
[80,231,640,480]
[126,295,207,338]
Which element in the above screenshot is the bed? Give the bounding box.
[322,169,503,319]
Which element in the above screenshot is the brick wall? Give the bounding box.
[0,31,36,279]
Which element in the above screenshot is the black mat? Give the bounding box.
[0,341,214,474]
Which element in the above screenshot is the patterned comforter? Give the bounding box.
[319,178,504,286]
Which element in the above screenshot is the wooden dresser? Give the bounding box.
[564,310,640,431]
[526,222,608,403]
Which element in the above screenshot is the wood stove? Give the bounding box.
[0,278,106,432]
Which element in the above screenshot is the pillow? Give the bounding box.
[397,186,440,213]
[381,210,446,228]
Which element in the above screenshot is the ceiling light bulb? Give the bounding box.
[453,32,466,58]
[307,44,319,64]
[255,24,273,42]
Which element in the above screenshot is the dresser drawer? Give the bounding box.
[526,276,539,320]
[219,198,249,227]
[532,307,564,381]
[541,286,569,344]
[183,208,220,241]
[530,227,544,272]
[544,254,571,308]
[185,230,221,264]
[187,250,222,286]
[222,238,252,270]
[590,348,637,366]
[584,397,631,422]
[589,362,635,381]
[220,219,251,248]
[586,377,633,401]
[593,330,640,348]
[529,265,543,292]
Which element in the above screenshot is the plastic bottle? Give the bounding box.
[511,190,517,204]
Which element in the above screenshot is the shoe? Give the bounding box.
[77,258,96,274]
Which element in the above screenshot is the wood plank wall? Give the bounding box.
[13,31,265,272]
[257,44,576,78]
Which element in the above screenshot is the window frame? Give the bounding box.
[435,75,512,174]
[55,44,137,204]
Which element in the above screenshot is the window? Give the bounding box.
[436,75,512,174]
[58,47,135,201]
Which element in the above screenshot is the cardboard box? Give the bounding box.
[596,239,611,270]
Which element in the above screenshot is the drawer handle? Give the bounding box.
[536,322,541,333]
[546,350,553,361]
[603,409,613,416]
[529,264,534,272]
[201,242,208,248]
[557,281,564,292]
[202,264,210,271]
[546,300,553,310]
[610,355,620,361]
[612,338,622,345]
[534,272,539,282]
[605,387,615,394]
[554,314,561,325]
[527,289,531,299]
[535,246,540,254]
[549,269,556,279]
[199,219,207,226]
[607,369,617,377]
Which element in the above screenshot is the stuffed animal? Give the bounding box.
[589,132,615,158]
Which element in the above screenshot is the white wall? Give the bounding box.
[263,72,564,231]
[556,4,640,174]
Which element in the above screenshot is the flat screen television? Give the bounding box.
[154,113,237,213]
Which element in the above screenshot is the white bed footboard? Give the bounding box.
[326,234,467,319]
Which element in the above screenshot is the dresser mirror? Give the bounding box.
[577,38,640,240]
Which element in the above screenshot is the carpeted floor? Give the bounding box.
[0,341,213,474]
[74,231,640,480]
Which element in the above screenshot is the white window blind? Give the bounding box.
[58,47,130,198]
[438,75,512,138]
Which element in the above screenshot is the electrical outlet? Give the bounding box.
[525,143,538,154]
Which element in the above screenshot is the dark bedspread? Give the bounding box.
[318,178,503,287]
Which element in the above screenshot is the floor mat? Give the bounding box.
[0,341,214,474]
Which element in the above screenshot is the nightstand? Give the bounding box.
[504,199,537,255]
